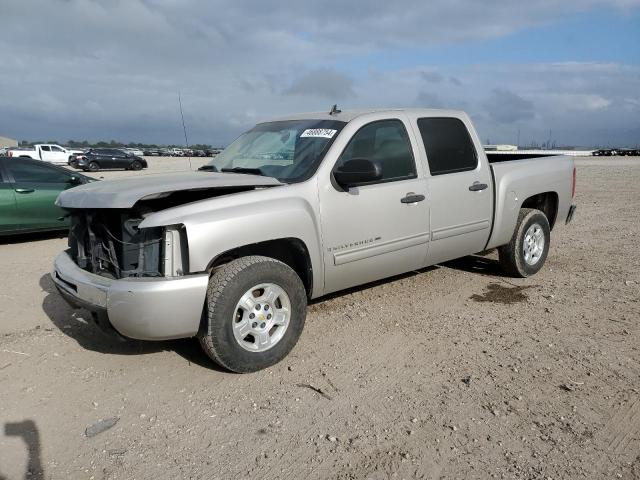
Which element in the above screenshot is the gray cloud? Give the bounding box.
[415,92,445,108]
[485,88,536,123]
[0,0,638,145]
[285,69,355,99]
[420,71,444,83]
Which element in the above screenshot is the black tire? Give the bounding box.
[88,161,100,172]
[198,256,307,373]
[130,160,143,171]
[69,160,78,168]
[498,208,550,278]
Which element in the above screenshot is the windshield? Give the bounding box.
[206,119,346,183]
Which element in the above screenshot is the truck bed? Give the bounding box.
[486,152,562,162]
[486,154,574,250]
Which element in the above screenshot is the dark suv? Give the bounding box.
[75,148,148,172]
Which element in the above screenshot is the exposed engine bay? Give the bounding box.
[68,209,166,279]
[64,185,271,279]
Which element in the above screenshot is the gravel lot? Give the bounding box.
[0,156,638,479]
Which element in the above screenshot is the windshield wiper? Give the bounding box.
[221,167,265,176]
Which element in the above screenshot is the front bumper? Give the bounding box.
[52,251,208,340]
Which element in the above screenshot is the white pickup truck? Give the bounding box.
[8,144,83,165]
[53,108,577,373]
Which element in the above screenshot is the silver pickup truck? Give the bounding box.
[52,108,576,372]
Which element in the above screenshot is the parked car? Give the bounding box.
[205,149,222,157]
[7,144,84,165]
[125,148,145,156]
[53,108,576,372]
[75,148,148,172]
[143,148,161,156]
[618,148,640,156]
[0,156,92,236]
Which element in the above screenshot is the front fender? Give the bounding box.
[139,192,324,297]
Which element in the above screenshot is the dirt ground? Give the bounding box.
[0,156,638,479]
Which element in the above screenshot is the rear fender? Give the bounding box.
[487,156,573,249]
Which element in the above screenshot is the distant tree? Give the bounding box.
[16,139,221,149]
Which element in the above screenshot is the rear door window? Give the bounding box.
[417,117,477,175]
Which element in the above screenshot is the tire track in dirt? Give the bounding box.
[256,333,422,479]
[598,398,640,458]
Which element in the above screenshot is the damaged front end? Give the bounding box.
[67,209,187,279]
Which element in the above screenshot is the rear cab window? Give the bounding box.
[417,117,477,175]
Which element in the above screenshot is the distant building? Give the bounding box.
[0,136,18,149]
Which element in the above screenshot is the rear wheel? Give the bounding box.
[130,160,143,171]
[498,208,550,277]
[88,161,100,172]
[198,256,307,373]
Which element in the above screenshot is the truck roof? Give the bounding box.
[268,108,467,123]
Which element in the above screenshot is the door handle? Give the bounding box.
[401,193,425,204]
[15,188,35,194]
[468,182,488,191]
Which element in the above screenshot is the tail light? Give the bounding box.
[571,166,576,198]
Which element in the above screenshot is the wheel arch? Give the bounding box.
[521,191,559,229]
[207,238,314,298]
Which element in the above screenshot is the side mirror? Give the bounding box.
[333,158,382,189]
[68,176,83,185]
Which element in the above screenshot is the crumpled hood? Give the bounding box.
[56,171,282,209]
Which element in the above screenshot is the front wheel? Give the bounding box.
[198,256,307,373]
[87,161,100,172]
[498,208,550,277]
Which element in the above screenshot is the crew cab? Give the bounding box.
[8,144,83,165]
[52,108,577,372]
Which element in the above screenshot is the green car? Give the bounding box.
[0,156,94,236]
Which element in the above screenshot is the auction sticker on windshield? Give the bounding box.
[300,129,338,138]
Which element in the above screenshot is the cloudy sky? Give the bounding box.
[1,0,639,146]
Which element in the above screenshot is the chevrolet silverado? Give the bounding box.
[52,108,577,372]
